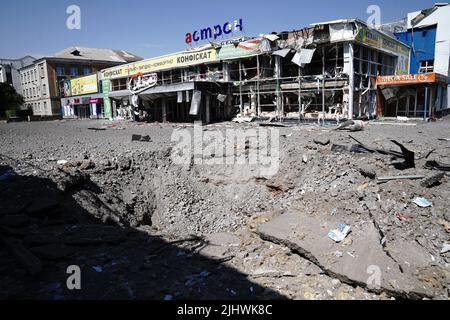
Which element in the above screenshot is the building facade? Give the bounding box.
[20,47,142,117]
[99,19,408,123]
[387,3,450,115]
[0,56,35,107]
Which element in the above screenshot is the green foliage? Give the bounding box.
[0,82,24,117]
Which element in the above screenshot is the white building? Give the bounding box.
[0,56,35,108]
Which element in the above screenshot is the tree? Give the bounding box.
[0,82,24,117]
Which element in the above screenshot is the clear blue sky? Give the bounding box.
[0,0,438,59]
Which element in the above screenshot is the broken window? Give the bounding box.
[419,60,434,73]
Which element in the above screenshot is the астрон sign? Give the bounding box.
[185,19,244,44]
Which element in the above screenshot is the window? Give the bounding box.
[43,101,47,112]
[42,84,47,96]
[56,66,65,77]
[419,60,434,73]
[70,67,78,77]
[40,64,45,78]
[83,67,91,76]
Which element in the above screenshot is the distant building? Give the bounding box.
[379,3,450,117]
[19,47,142,117]
[0,56,35,107]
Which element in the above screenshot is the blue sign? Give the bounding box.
[185,19,244,44]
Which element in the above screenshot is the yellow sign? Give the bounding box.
[356,27,410,56]
[70,74,98,96]
[102,49,218,80]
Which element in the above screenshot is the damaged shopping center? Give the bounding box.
[99,19,411,123]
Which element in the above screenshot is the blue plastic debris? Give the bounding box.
[413,197,433,208]
[92,266,103,273]
[328,224,352,243]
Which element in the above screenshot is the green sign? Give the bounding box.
[102,79,112,118]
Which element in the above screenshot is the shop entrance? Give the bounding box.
[75,105,90,119]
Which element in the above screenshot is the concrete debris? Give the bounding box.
[313,137,331,146]
[337,120,365,132]
[441,244,450,254]
[257,210,434,298]
[358,166,376,180]
[132,135,151,142]
[421,172,445,188]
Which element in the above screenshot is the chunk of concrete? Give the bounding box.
[257,210,433,298]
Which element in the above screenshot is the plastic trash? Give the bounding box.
[92,266,103,273]
[413,197,433,208]
[328,224,352,243]
[57,160,68,165]
[164,294,173,301]
[199,271,210,278]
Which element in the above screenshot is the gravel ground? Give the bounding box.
[0,118,449,300]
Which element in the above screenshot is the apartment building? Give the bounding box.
[20,47,142,117]
[0,56,35,107]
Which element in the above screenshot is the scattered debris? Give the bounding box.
[59,160,95,170]
[437,219,450,233]
[425,160,450,172]
[337,120,365,132]
[92,266,103,273]
[413,197,433,208]
[377,175,425,183]
[440,244,450,254]
[313,137,330,146]
[358,166,376,180]
[232,115,254,124]
[396,213,411,222]
[132,135,151,142]
[328,224,352,243]
[259,122,288,128]
[421,172,445,188]
[88,128,107,131]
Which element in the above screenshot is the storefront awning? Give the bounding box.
[108,90,132,100]
[377,72,450,87]
[139,82,195,96]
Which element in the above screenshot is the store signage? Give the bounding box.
[89,98,102,104]
[185,19,244,44]
[217,39,262,60]
[70,74,98,96]
[355,27,410,56]
[128,72,158,94]
[377,73,437,86]
[102,49,218,80]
